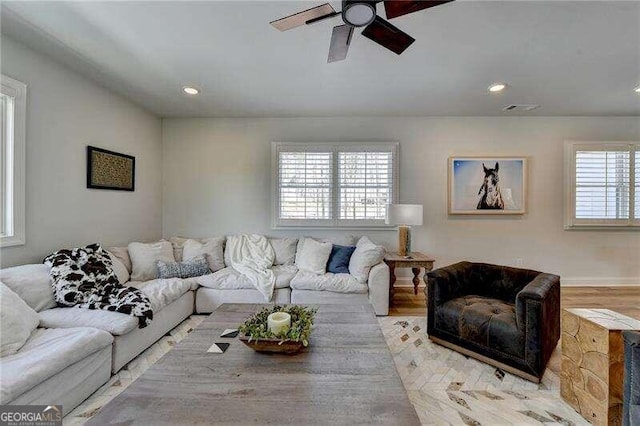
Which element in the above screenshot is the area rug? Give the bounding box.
[378,316,588,425]
[65,315,588,425]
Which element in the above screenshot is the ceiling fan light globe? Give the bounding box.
[342,2,376,27]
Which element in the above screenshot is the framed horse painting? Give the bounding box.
[448,156,527,215]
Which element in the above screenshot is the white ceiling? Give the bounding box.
[2,1,639,117]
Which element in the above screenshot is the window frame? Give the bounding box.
[564,140,639,230]
[0,75,26,247]
[271,141,399,229]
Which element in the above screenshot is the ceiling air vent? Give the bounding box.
[502,104,540,112]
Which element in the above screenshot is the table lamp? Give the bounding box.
[386,204,423,257]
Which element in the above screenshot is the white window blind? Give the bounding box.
[273,142,398,228]
[0,93,8,238]
[279,151,333,221]
[565,141,639,229]
[0,75,26,247]
[339,151,393,221]
[636,150,640,220]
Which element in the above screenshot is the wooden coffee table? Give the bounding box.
[88,303,419,425]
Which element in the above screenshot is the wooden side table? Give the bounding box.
[561,308,640,425]
[383,252,435,302]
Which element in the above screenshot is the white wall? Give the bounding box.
[0,36,163,267]
[163,116,640,285]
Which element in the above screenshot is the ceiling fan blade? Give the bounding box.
[361,16,415,55]
[270,3,337,31]
[328,25,354,63]
[384,1,454,19]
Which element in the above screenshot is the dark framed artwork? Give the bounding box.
[87,146,135,191]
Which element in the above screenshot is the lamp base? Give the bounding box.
[398,226,411,257]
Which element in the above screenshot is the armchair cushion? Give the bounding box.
[436,295,523,358]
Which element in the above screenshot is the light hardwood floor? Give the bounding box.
[389,285,640,319]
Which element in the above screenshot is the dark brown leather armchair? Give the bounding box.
[426,262,560,382]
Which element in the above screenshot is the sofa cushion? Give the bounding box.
[326,245,356,274]
[269,238,298,266]
[128,241,175,281]
[130,278,192,312]
[295,238,332,275]
[0,327,113,404]
[107,251,130,284]
[196,265,296,290]
[108,246,132,274]
[0,282,40,357]
[290,271,367,293]
[0,264,56,311]
[182,237,225,272]
[435,295,524,358]
[38,308,138,336]
[349,236,385,283]
[169,237,188,262]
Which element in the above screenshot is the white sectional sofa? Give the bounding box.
[0,234,389,415]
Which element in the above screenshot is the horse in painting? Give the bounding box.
[477,162,505,210]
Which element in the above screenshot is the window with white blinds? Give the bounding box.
[339,151,393,221]
[273,143,398,228]
[566,142,639,228]
[279,151,333,221]
[0,75,26,247]
[636,150,640,220]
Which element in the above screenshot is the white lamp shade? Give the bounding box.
[386,204,423,226]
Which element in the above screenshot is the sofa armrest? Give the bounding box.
[515,273,561,374]
[367,262,389,316]
[623,331,640,426]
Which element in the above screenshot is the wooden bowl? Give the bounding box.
[239,335,305,354]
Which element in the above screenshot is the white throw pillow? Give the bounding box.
[107,251,130,284]
[108,246,132,274]
[295,238,332,275]
[295,236,356,264]
[349,236,386,283]
[169,237,188,262]
[182,237,225,272]
[128,241,175,281]
[269,238,298,266]
[0,264,56,312]
[0,281,40,357]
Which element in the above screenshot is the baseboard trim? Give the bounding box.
[394,278,423,287]
[561,278,640,287]
[395,277,640,287]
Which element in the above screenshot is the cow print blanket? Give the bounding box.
[44,243,153,328]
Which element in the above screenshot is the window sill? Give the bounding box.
[0,235,25,247]
[564,225,640,231]
[272,226,397,231]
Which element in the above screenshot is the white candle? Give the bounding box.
[267,312,291,336]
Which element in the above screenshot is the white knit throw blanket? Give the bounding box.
[225,234,276,301]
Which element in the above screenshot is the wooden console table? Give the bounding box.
[561,308,640,425]
[384,252,435,302]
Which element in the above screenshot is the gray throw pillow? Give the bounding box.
[157,255,210,279]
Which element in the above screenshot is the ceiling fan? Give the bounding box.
[270,1,454,63]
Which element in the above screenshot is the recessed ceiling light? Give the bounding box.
[635,87,640,93]
[488,83,508,93]
[182,86,199,95]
